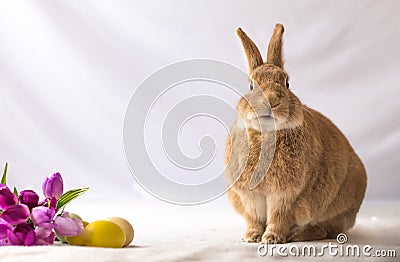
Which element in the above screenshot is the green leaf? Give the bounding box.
[1,162,8,185]
[13,187,18,198]
[57,187,89,209]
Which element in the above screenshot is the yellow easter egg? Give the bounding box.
[85,220,126,248]
[107,217,134,247]
[65,221,89,246]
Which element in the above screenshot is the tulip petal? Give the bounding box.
[7,229,22,245]
[0,217,8,245]
[1,204,30,224]
[18,190,39,210]
[54,215,83,237]
[31,206,56,227]
[35,227,55,245]
[0,223,9,239]
[42,177,49,198]
[49,197,58,209]
[24,229,36,246]
[0,184,17,210]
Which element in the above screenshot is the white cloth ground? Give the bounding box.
[0,199,399,262]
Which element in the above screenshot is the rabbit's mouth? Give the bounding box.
[256,114,276,127]
[239,113,277,132]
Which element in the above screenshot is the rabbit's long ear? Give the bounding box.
[236,28,263,73]
[266,23,285,68]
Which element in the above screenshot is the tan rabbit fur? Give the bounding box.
[225,24,367,244]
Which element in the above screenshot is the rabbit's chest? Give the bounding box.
[225,124,277,190]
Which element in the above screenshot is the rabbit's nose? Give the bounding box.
[265,102,272,112]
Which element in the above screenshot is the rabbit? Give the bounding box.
[224,23,367,244]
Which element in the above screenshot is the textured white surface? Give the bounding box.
[0,1,399,201]
[0,199,399,262]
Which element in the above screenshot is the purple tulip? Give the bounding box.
[0,220,9,245]
[0,224,8,238]
[42,173,63,200]
[49,197,57,209]
[7,223,36,246]
[31,206,56,229]
[37,196,57,208]
[18,190,39,210]
[1,204,30,224]
[54,213,83,237]
[0,184,17,210]
[35,226,55,245]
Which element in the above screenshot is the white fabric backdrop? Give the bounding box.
[0,0,399,201]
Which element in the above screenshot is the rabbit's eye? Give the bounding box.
[249,81,254,91]
[286,81,290,89]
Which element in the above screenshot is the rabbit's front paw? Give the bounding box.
[242,229,263,243]
[261,230,286,244]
